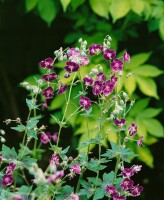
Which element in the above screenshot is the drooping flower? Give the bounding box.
[111,75,118,85]
[106,185,118,197]
[130,184,143,197]
[96,72,106,83]
[122,168,134,178]
[70,164,81,174]
[1,174,14,186]
[128,122,137,136]
[64,61,79,73]
[137,136,144,147]
[40,132,51,144]
[79,96,91,110]
[57,84,68,94]
[114,118,126,126]
[50,154,59,167]
[39,58,54,69]
[121,178,134,190]
[88,44,103,56]
[123,51,130,63]
[70,193,79,200]
[42,100,48,109]
[92,81,102,95]
[42,86,54,99]
[112,195,126,200]
[6,162,16,174]
[42,73,57,82]
[83,76,93,86]
[110,59,124,72]
[103,49,116,60]
[102,80,114,96]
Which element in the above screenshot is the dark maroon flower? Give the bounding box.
[130,184,143,197]
[137,136,144,147]
[111,75,118,85]
[13,195,23,200]
[88,44,103,56]
[96,72,106,83]
[122,168,134,178]
[80,56,89,66]
[128,122,137,136]
[50,154,59,167]
[106,185,118,197]
[103,49,116,60]
[79,96,91,110]
[67,48,80,57]
[40,132,51,144]
[92,81,102,95]
[110,59,124,72]
[6,162,16,174]
[123,51,130,63]
[70,164,81,174]
[39,57,54,69]
[113,195,126,200]
[42,73,57,82]
[64,61,79,73]
[102,80,114,96]
[64,72,70,78]
[121,178,134,190]
[1,174,14,186]
[114,118,126,126]
[83,76,93,86]
[42,86,54,99]
[57,84,68,94]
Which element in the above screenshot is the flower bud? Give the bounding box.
[0,129,5,135]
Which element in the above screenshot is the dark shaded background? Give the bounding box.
[0,1,164,199]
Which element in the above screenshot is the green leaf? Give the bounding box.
[136,76,159,99]
[148,19,159,32]
[60,0,71,12]
[102,171,114,185]
[25,0,38,12]
[38,0,57,25]
[26,99,39,110]
[27,119,39,129]
[27,129,37,139]
[1,145,17,160]
[143,119,164,138]
[71,0,85,11]
[159,16,164,40]
[138,146,154,168]
[93,187,104,200]
[18,185,32,196]
[132,65,163,77]
[130,0,144,15]
[129,98,150,116]
[137,108,162,119]
[125,52,151,70]
[124,76,136,95]
[49,94,66,110]
[11,125,26,132]
[20,156,37,167]
[89,0,111,19]
[109,0,131,22]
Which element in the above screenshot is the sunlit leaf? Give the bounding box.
[159,16,164,40]
[124,76,136,95]
[60,0,71,12]
[136,76,159,99]
[137,108,162,119]
[131,0,144,15]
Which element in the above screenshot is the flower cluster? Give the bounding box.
[1,162,16,186]
[40,132,58,144]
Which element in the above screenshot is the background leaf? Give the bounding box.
[60,0,71,12]
[25,0,38,12]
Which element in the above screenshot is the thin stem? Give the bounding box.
[56,73,77,148]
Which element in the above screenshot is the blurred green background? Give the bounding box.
[0,0,164,199]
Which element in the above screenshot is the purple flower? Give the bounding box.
[52,132,58,142]
[121,178,134,190]
[128,122,137,136]
[64,61,79,73]
[70,193,79,200]
[137,136,144,147]
[42,86,54,99]
[113,195,126,200]
[123,51,130,63]
[42,73,57,82]
[13,195,23,200]
[114,118,126,126]
[133,165,142,173]
[102,80,114,96]
[6,162,16,174]
[92,81,102,95]
[57,84,68,94]
[96,72,106,83]
[70,164,81,174]
[130,184,143,197]
[106,185,117,197]
[88,44,103,56]
[39,58,54,69]
[53,170,64,182]
[83,76,93,86]
[111,75,118,85]
[67,48,80,57]
[50,154,59,167]
[122,168,134,178]
[103,49,116,60]
[42,100,48,109]
[80,56,89,66]
[40,132,51,144]
[79,96,91,110]
[1,174,14,186]
[110,59,124,72]
[0,154,2,163]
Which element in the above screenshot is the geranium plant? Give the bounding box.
[0,36,144,200]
